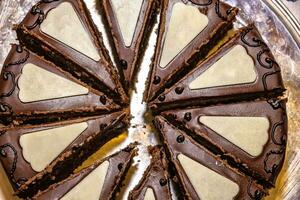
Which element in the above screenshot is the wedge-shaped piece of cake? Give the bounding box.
[0,110,129,198]
[128,146,172,200]
[100,0,159,91]
[32,144,137,200]
[150,25,285,111]
[154,116,267,200]
[16,0,128,104]
[0,45,119,128]
[162,99,288,187]
[145,0,238,101]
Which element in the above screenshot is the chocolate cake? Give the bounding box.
[0,0,288,199]
[32,144,137,200]
[0,44,120,128]
[128,146,172,200]
[16,0,128,105]
[162,99,288,187]
[100,0,159,91]
[0,110,129,198]
[154,116,267,200]
[149,25,285,112]
[145,0,238,102]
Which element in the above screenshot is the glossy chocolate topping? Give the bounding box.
[33,144,137,200]
[128,146,172,200]
[154,116,267,200]
[0,110,129,198]
[150,25,285,111]
[162,99,287,187]
[145,0,238,102]
[16,0,128,104]
[0,44,120,127]
[100,0,159,91]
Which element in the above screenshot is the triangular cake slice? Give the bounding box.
[154,116,267,200]
[32,144,137,200]
[145,0,238,101]
[16,0,128,104]
[128,146,172,200]
[0,45,119,127]
[100,0,159,91]
[150,25,285,111]
[162,99,288,187]
[0,110,129,198]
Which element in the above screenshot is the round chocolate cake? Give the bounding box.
[0,0,287,199]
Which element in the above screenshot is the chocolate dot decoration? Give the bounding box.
[120,59,128,70]
[175,87,184,94]
[72,146,79,152]
[184,112,192,121]
[118,163,123,171]
[255,190,264,199]
[100,123,107,131]
[158,95,165,102]
[100,95,107,105]
[159,178,167,186]
[0,149,7,157]
[177,135,185,143]
[16,45,23,53]
[153,76,161,84]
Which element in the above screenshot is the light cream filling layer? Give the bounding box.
[18,63,88,103]
[41,2,100,61]
[189,45,257,89]
[160,2,208,68]
[20,122,88,172]
[61,161,109,200]
[200,116,270,156]
[144,188,156,200]
[178,154,239,200]
[111,0,143,46]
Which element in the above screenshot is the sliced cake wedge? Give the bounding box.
[128,146,172,200]
[0,44,119,128]
[154,116,267,200]
[16,0,128,104]
[145,0,238,101]
[162,99,288,187]
[100,0,159,91]
[32,144,137,200]
[150,25,285,111]
[0,110,129,198]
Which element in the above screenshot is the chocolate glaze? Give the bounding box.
[33,144,137,200]
[100,0,159,92]
[128,146,172,200]
[0,44,120,127]
[161,99,287,187]
[0,110,129,198]
[154,116,267,200]
[145,0,238,102]
[150,25,285,111]
[16,0,128,105]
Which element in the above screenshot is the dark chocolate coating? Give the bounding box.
[150,25,285,111]
[161,99,287,187]
[0,110,128,197]
[145,0,238,102]
[100,0,159,92]
[33,144,137,200]
[154,116,267,200]
[0,44,120,127]
[16,0,128,104]
[128,146,172,200]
